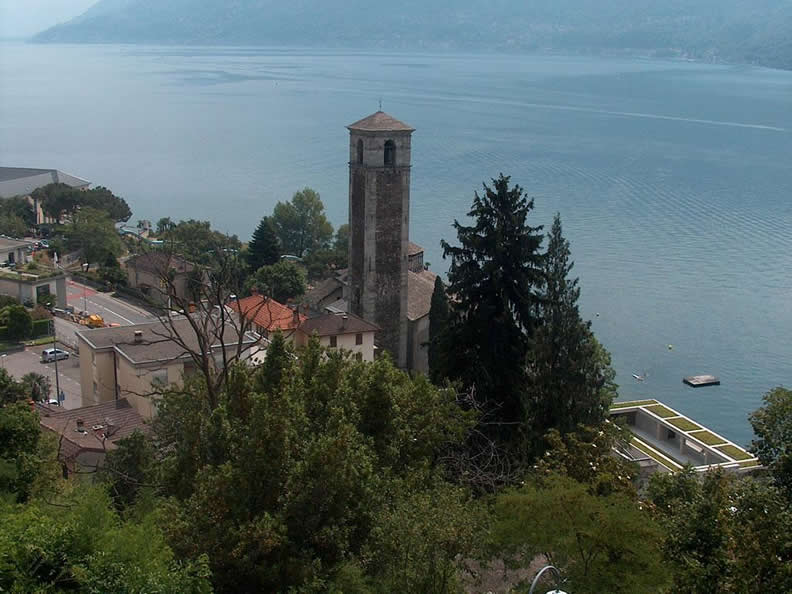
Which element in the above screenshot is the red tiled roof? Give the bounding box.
[230,294,305,332]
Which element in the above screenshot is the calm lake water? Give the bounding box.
[2,43,791,444]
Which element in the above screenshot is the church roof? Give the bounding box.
[407,269,438,321]
[347,111,414,133]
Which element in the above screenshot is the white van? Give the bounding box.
[41,348,69,363]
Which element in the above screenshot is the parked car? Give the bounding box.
[41,348,69,363]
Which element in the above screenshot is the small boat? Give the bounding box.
[632,372,646,382]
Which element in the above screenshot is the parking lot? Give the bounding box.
[2,346,83,409]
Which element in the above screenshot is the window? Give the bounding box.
[355,333,363,345]
[151,368,168,386]
[329,335,337,348]
[384,140,396,166]
[356,139,364,163]
[355,352,363,362]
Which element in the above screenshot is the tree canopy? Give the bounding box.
[34,183,132,223]
[246,215,280,271]
[65,207,123,271]
[249,259,307,303]
[750,386,792,500]
[271,188,334,258]
[437,174,545,445]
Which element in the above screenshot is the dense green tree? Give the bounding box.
[532,424,638,497]
[103,430,155,510]
[0,486,212,593]
[0,402,57,503]
[0,214,28,237]
[149,339,476,592]
[0,196,35,228]
[81,185,132,222]
[65,207,123,271]
[438,174,545,443]
[249,259,307,303]
[0,369,25,406]
[525,214,616,452]
[34,183,131,223]
[246,215,281,271]
[158,219,241,266]
[156,216,174,235]
[492,472,669,594]
[0,304,32,341]
[302,223,349,281]
[34,182,80,222]
[20,372,51,403]
[428,275,449,384]
[271,187,334,258]
[750,386,792,499]
[649,469,792,593]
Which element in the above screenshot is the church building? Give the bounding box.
[342,111,436,372]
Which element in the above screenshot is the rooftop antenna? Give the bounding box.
[379,98,382,111]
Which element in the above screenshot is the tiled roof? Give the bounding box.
[230,294,305,332]
[299,312,378,337]
[408,241,424,257]
[347,111,414,132]
[126,252,194,275]
[303,277,343,307]
[77,316,257,364]
[38,398,147,460]
[407,269,437,321]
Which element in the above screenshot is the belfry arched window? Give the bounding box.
[356,139,364,164]
[384,140,396,167]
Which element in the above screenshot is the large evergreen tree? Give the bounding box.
[246,216,280,271]
[439,174,545,443]
[428,275,450,384]
[271,188,333,258]
[525,214,616,451]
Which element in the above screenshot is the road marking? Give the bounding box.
[87,300,134,324]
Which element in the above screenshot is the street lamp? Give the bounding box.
[528,565,567,594]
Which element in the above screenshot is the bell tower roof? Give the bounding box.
[347,111,414,133]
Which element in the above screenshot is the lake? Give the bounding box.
[2,43,791,445]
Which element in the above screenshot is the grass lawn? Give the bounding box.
[26,336,55,347]
[739,459,761,469]
[667,417,703,432]
[716,444,753,461]
[645,404,678,418]
[688,430,726,446]
[611,399,657,409]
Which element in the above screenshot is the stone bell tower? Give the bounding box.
[346,111,414,367]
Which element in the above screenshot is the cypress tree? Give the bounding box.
[247,216,280,271]
[428,275,449,384]
[525,214,616,453]
[439,174,545,443]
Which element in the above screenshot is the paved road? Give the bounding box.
[66,280,155,326]
[2,348,83,410]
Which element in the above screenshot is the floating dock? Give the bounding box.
[683,375,720,387]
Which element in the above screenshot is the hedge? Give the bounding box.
[31,319,52,339]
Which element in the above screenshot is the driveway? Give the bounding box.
[1,347,82,410]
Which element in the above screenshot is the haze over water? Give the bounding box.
[2,43,791,445]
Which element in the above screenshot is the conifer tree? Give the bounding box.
[439,174,545,443]
[525,214,615,452]
[246,216,280,272]
[428,275,450,384]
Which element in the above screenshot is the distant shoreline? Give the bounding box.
[9,39,792,74]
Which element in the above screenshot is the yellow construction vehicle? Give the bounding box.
[78,314,105,328]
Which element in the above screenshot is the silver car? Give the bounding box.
[41,348,69,363]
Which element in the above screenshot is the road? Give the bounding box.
[66,280,155,325]
[1,348,83,409]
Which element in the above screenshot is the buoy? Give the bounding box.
[595,312,600,317]
[667,344,673,350]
